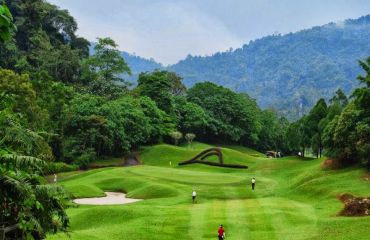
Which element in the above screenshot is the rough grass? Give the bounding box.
[48,143,370,240]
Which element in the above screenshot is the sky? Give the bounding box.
[48,0,370,65]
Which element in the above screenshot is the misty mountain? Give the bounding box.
[118,15,370,119]
[120,52,163,84]
[169,15,370,119]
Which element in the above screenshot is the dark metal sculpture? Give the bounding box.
[178,147,248,169]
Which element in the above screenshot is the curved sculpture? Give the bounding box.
[178,147,248,169]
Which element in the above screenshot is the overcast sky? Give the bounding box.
[49,0,370,65]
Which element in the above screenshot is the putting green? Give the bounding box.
[47,143,370,240]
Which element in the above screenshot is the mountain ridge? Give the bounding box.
[118,14,370,119]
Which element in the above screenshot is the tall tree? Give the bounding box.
[168,71,186,96]
[329,89,348,107]
[137,70,174,113]
[83,37,130,83]
[307,98,327,157]
[82,37,131,97]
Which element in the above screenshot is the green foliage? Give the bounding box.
[137,70,174,113]
[62,94,170,164]
[288,58,370,168]
[0,152,70,239]
[1,0,89,82]
[257,110,288,152]
[75,149,96,170]
[185,133,196,147]
[354,58,370,116]
[187,82,260,144]
[139,96,173,143]
[321,58,370,167]
[0,69,44,128]
[0,113,52,160]
[62,94,110,162]
[82,37,131,98]
[307,98,328,157]
[286,119,305,154]
[100,97,151,151]
[170,131,183,145]
[324,103,360,163]
[0,70,52,159]
[47,162,78,174]
[38,44,83,83]
[168,71,186,96]
[0,3,16,42]
[174,96,209,136]
[329,89,348,107]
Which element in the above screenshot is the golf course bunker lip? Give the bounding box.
[73,192,142,205]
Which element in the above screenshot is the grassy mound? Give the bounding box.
[140,142,258,168]
[48,143,370,240]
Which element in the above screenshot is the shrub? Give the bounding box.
[185,133,196,147]
[170,131,183,145]
[47,162,78,174]
[75,149,96,170]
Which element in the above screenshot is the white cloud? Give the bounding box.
[49,0,370,64]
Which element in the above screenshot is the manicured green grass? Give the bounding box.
[47,143,370,240]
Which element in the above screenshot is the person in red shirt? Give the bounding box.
[218,224,225,239]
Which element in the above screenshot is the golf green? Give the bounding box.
[47,143,370,240]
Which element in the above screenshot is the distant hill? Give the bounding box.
[89,44,163,85]
[120,52,163,84]
[166,15,370,119]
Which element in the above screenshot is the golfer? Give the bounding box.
[218,224,225,239]
[251,177,256,190]
[192,190,197,203]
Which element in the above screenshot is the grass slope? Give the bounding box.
[48,143,370,240]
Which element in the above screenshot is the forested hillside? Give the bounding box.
[121,52,163,83]
[169,15,370,119]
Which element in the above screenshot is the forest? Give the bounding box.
[0,0,369,239]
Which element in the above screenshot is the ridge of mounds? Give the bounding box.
[178,147,248,169]
[338,193,370,217]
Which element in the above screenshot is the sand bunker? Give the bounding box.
[73,192,142,205]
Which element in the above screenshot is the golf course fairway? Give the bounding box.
[47,143,370,240]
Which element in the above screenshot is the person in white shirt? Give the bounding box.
[192,190,197,203]
[54,174,57,183]
[251,177,256,190]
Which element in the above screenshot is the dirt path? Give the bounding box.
[73,192,142,205]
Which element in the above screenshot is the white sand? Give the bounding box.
[73,192,142,205]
